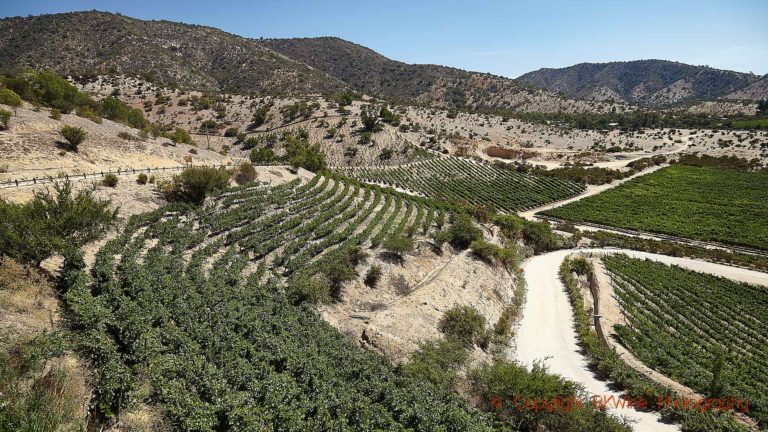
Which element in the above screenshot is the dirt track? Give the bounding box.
[515,248,768,432]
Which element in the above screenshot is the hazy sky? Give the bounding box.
[2,0,767,77]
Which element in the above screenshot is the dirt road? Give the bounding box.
[515,248,768,432]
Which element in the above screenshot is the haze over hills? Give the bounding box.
[517,60,766,106]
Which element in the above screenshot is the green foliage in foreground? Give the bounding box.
[542,165,768,250]
[604,255,768,427]
[60,211,496,430]
[0,180,117,265]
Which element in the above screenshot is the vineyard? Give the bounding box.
[603,254,768,426]
[57,173,508,430]
[542,165,768,251]
[338,157,585,212]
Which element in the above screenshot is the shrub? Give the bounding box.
[0,180,117,265]
[404,340,468,390]
[290,275,332,304]
[136,173,148,185]
[364,265,382,287]
[60,125,86,151]
[50,108,62,120]
[233,162,257,185]
[286,140,326,172]
[469,240,499,263]
[0,88,22,114]
[445,213,483,249]
[224,127,239,137]
[117,131,139,141]
[157,166,230,205]
[438,305,488,348]
[382,235,414,258]
[101,173,118,188]
[0,109,10,130]
[163,128,194,145]
[75,105,102,123]
[249,147,275,164]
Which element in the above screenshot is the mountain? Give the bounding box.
[0,11,348,94]
[725,74,768,101]
[0,12,625,114]
[260,37,614,112]
[517,60,763,106]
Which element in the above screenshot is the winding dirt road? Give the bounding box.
[514,248,768,432]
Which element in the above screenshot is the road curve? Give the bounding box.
[514,248,768,432]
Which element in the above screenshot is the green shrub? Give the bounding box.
[364,265,382,287]
[469,240,498,263]
[382,235,414,257]
[136,173,148,185]
[158,166,230,205]
[0,109,10,130]
[233,162,257,185]
[289,274,332,304]
[405,340,468,390]
[224,127,239,137]
[75,105,102,123]
[0,88,22,113]
[50,108,62,120]
[101,173,118,188]
[438,305,488,348]
[287,140,326,172]
[163,128,194,145]
[249,147,275,164]
[60,125,86,151]
[0,180,117,265]
[445,213,482,249]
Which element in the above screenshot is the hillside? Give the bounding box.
[0,11,347,94]
[518,60,762,106]
[261,37,628,113]
[726,74,768,100]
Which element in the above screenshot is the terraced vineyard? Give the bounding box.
[339,157,585,212]
[542,165,768,251]
[58,174,503,430]
[603,254,768,426]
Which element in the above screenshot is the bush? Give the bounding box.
[286,140,326,172]
[101,173,118,188]
[404,340,468,390]
[0,88,22,113]
[438,305,488,348]
[158,166,230,205]
[0,109,10,130]
[290,275,332,304]
[224,127,239,137]
[469,240,499,263]
[75,105,102,123]
[382,235,414,258]
[364,265,382,288]
[136,173,148,185]
[0,180,117,264]
[163,128,194,145]
[60,125,86,151]
[445,213,482,249]
[233,162,257,185]
[249,147,275,164]
[50,108,61,120]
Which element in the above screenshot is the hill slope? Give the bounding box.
[518,60,762,106]
[261,37,625,112]
[0,11,347,94]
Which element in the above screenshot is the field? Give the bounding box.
[541,165,768,250]
[340,157,585,212]
[603,255,768,425]
[59,174,504,430]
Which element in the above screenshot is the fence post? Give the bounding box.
[15,179,18,186]
[33,178,36,184]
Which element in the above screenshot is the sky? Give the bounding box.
[1,0,767,77]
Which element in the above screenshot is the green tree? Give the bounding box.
[0,88,22,115]
[438,305,488,348]
[60,125,86,151]
[249,147,275,164]
[158,166,230,205]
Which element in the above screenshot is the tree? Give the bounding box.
[438,305,488,348]
[0,180,117,265]
[361,106,382,132]
[0,109,10,130]
[364,265,382,288]
[382,235,414,260]
[60,125,86,151]
[446,213,482,249]
[286,140,326,172]
[0,88,22,115]
[233,162,257,185]
[158,166,230,205]
[249,147,275,164]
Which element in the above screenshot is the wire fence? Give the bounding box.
[0,161,248,189]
